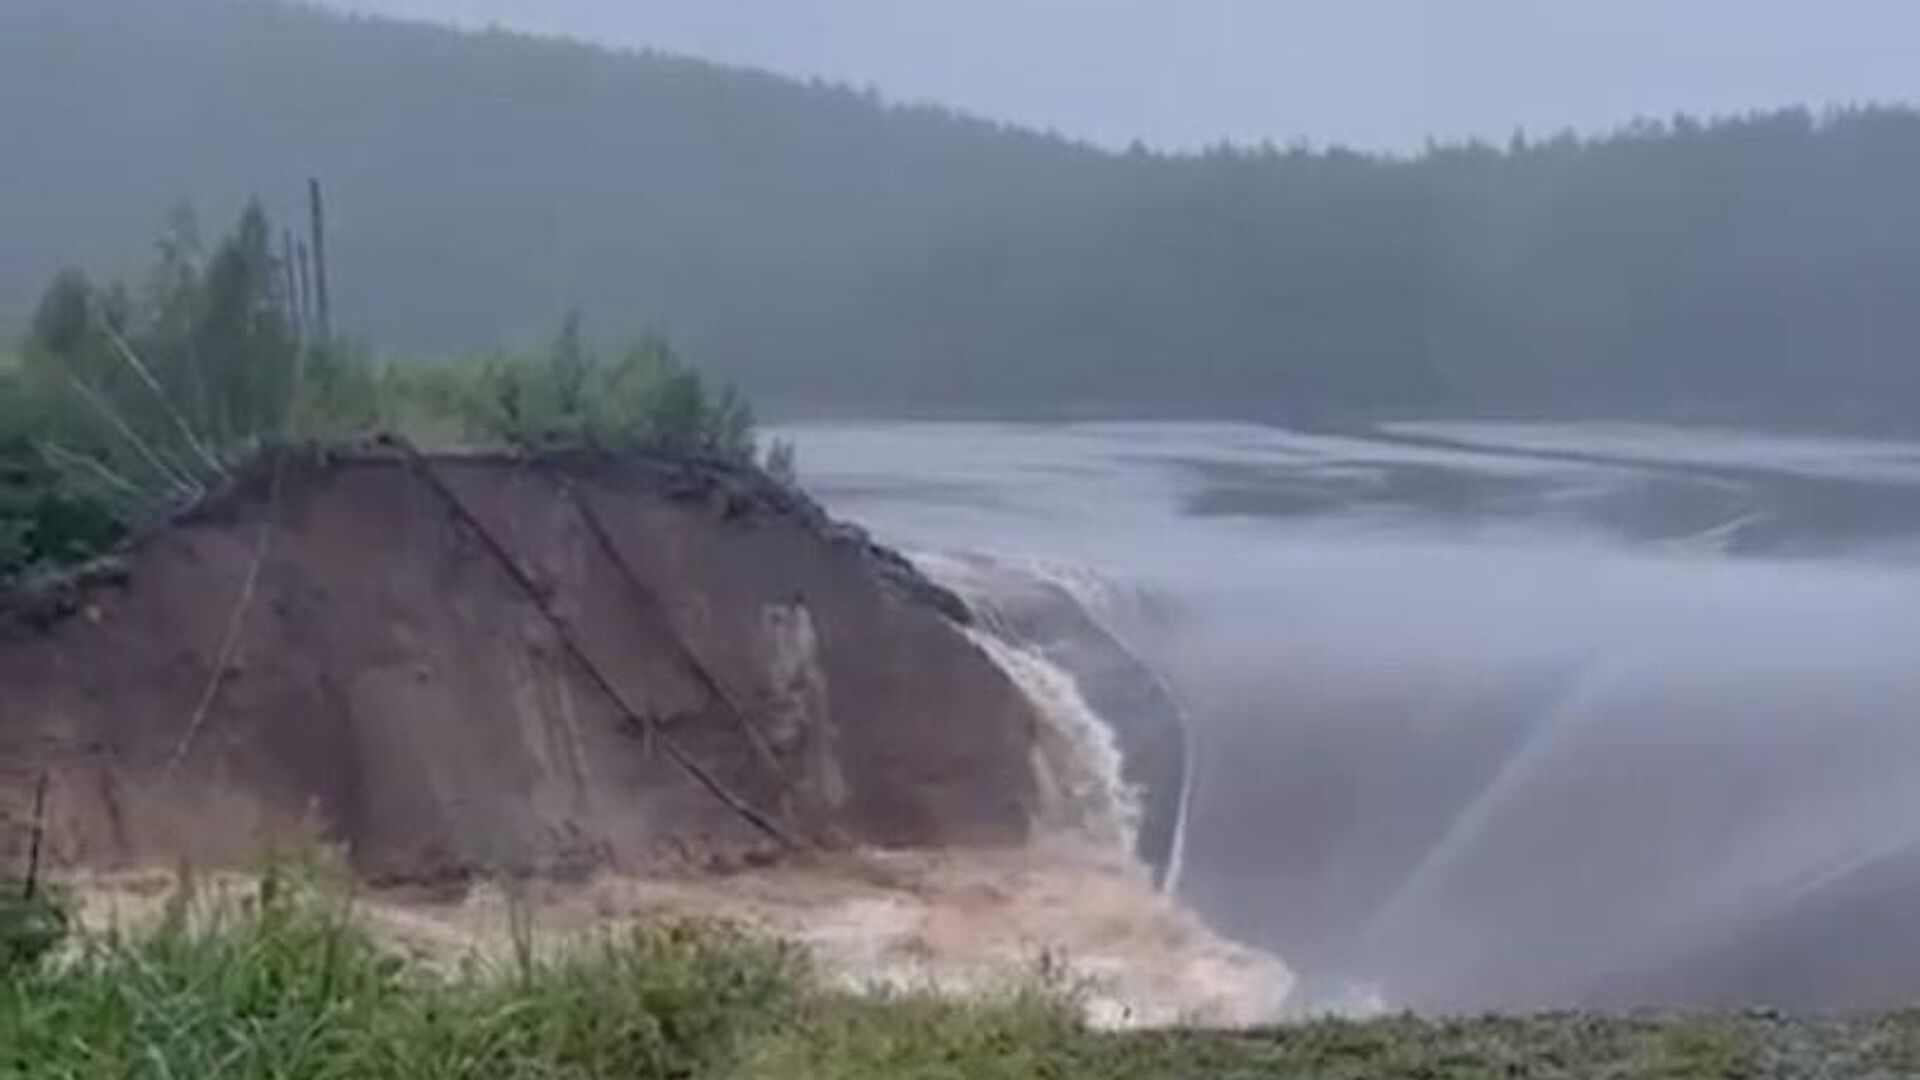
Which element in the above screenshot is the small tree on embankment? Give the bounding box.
[0,198,762,586]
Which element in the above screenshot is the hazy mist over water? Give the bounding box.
[786,420,1920,1011]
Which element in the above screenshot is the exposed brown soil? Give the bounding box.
[66,848,1295,1029]
[0,446,1042,883]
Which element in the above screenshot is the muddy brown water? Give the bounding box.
[787,418,1920,1013]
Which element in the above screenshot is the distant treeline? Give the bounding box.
[6,0,1920,422]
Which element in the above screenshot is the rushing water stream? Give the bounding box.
[783,419,1920,1013]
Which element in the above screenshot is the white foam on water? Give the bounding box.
[960,626,1142,858]
[67,855,1298,1031]
[917,550,1201,893]
[912,550,1145,858]
[995,555,1201,896]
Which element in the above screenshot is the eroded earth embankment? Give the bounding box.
[0,447,1042,878]
[0,446,1292,1025]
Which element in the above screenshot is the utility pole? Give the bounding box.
[307,178,333,341]
[280,229,304,345]
[297,241,315,333]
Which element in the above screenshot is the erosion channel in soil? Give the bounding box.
[0,445,1289,1027]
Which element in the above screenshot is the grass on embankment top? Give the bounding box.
[6,871,1920,1079]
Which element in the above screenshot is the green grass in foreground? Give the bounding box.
[6,873,1920,1079]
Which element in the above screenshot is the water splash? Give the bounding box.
[914,551,1189,872]
[957,625,1141,857]
[67,854,1298,1031]
[788,419,1920,1011]
[987,555,1201,894]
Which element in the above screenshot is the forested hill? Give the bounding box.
[7,0,1920,421]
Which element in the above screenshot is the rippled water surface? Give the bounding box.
[782,419,1920,1011]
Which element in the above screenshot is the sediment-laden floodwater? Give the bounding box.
[783,419,1920,1012]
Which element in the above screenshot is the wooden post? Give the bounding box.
[281,228,304,345]
[308,178,333,341]
[297,240,315,336]
[22,773,47,902]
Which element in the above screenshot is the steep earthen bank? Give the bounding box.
[0,447,1044,881]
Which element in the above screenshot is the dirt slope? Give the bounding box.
[0,447,1041,881]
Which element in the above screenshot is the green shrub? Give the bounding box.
[3,208,760,584]
[455,318,757,462]
[0,891,67,974]
[764,437,799,488]
[0,870,802,1079]
[9,868,1914,1077]
[1,204,300,582]
[731,988,1088,1080]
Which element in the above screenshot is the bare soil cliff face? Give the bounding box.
[0,449,1041,881]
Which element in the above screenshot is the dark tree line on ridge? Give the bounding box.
[6,0,1920,423]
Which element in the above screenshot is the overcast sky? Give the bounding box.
[324,1,1920,152]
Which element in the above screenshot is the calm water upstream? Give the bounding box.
[782,419,1920,1012]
